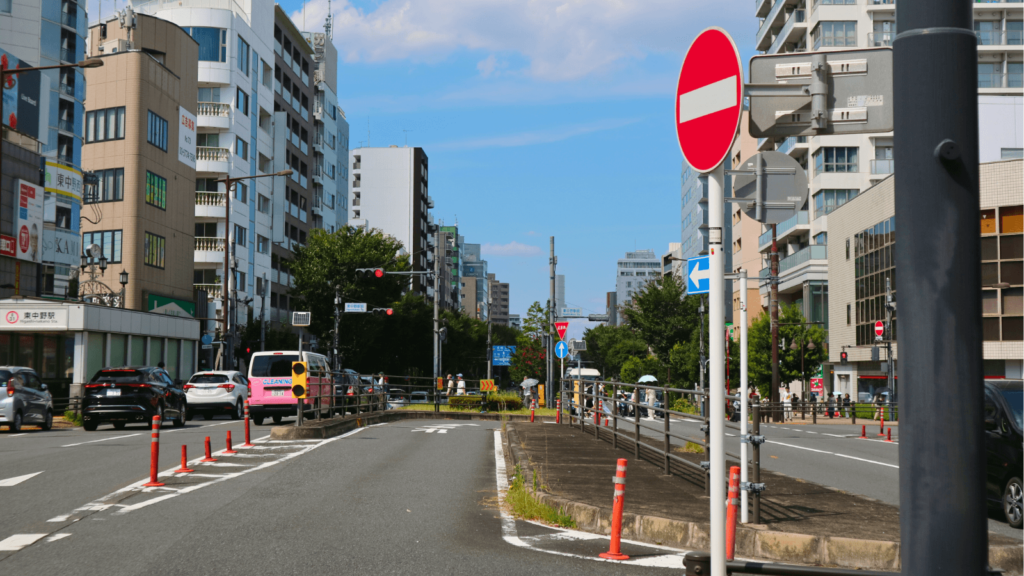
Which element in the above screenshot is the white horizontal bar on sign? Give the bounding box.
[773,108,868,124]
[775,59,869,80]
[678,76,738,124]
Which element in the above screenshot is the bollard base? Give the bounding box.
[239,443,255,448]
[223,449,238,455]
[174,467,194,474]
[199,457,217,463]
[598,552,630,561]
[142,481,165,487]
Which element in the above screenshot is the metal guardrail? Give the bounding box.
[753,401,898,424]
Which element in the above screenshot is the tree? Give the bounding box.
[619,275,701,363]
[521,301,548,339]
[748,304,827,398]
[620,355,665,384]
[509,334,546,384]
[581,324,647,379]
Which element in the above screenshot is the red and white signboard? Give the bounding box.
[554,322,569,341]
[874,320,885,337]
[675,27,743,173]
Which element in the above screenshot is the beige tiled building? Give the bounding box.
[828,159,1023,399]
[729,110,765,327]
[81,14,198,313]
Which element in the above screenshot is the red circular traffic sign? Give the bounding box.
[675,27,743,173]
[874,321,885,337]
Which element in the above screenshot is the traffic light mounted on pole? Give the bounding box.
[355,268,385,278]
[371,308,394,316]
[291,362,308,399]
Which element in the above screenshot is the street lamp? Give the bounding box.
[119,270,129,309]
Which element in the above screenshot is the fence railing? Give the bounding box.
[753,400,898,423]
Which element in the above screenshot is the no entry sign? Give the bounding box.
[675,27,743,173]
[875,321,885,338]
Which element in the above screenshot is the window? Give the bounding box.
[814,189,858,216]
[184,27,227,62]
[87,168,124,203]
[144,233,166,268]
[1010,63,1023,89]
[847,304,851,325]
[236,88,249,116]
[814,21,856,49]
[197,133,220,148]
[145,171,167,209]
[814,147,859,173]
[234,181,247,204]
[814,232,827,245]
[846,238,851,260]
[85,107,125,143]
[257,235,269,254]
[1002,148,1024,160]
[82,230,123,263]
[854,216,897,345]
[237,35,250,75]
[979,62,1001,88]
[195,222,218,237]
[262,59,272,89]
[235,136,248,159]
[197,87,221,103]
[55,205,72,230]
[147,111,168,151]
[0,0,11,14]
[234,224,247,247]
[234,271,246,292]
[258,194,270,214]
[196,178,220,192]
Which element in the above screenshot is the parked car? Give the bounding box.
[247,351,332,425]
[184,371,249,420]
[0,367,53,432]
[82,367,186,431]
[333,369,361,415]
[410,391,429,404]
[387,387,409,409]
[984,379,1023,529]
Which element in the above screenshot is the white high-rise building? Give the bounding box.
[615,249,661,320]
[753,0,1022,328]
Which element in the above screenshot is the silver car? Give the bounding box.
[0,367,54,432]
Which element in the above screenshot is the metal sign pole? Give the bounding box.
[707,163,726,576]
[738,269,749,523]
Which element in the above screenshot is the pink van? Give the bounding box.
[247,351,332,425]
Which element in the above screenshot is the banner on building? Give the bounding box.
[1,49,47,143]
[15,180,44,263]
[178,106,196,168]
[148,294,196,318]
[44,161,83,202]
[0,235,15,258]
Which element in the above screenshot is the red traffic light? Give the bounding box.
[374,269,384,278]
[246,347,251,354]
[840,351,849,365]
[386,308,393,316]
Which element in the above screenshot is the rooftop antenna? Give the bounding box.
[325,0,333,40]
[367,118,370,147]
[403,129,413,146]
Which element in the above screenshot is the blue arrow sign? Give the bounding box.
[686,256,711,294]
[492,345,517,366]
[555,341,569,359]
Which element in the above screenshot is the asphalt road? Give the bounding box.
[0,418,684,575]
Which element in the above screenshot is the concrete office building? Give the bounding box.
[348,145,433,296]
[728,110,764,326]
[81,13,198,313]
[487,273,509,326]
[135,0,279,329]
[508,314,521,330]
[439,224,461,312]
[753,0,1022,330]
[661,243,683,283]
[615,249,660,318]
[680,157,734,322]
[827,160,1023,399]
[461,242,488,320]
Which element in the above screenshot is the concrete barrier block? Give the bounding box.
[755,531,822,564]
[620,513,639,539]
[824,536,899,571]
[734,527,758,557]
[638,515,690,548]
[689,522,711,549]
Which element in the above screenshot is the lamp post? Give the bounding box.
[1,59,102,195]
[790,336,816,401]
[118,270,128,309]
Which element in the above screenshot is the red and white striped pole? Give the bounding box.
[174,445,194,474]
[200,436,217,462]
[556,398,561,424]
[726,465,741,560]
[224,430,238,455]
[142,415,165,487]
[241,400,254,447]
[599,458,630,561]
[530,398,535,423]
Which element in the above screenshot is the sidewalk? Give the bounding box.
[505,421,1019,571]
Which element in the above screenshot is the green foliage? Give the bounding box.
[506,465,577,529]
[522,301,549,339]
[510,333,546,384]
[620,276,701,363]
[448,396,484,410]
[486,392,524,412]
[748,303,827,400]
[671,397,699,415]
[63,409,83,426]
[619,355,664,384]
[580,324,646,379]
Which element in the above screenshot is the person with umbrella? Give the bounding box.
[638,375,658,418]
[520,378,539,406]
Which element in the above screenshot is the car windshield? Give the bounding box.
[91,369,150,383]
[190,374,231,384]
[250,355,299,377]
[0,370,11,385]
[998,389,1023,430]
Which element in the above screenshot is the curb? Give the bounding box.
[269,410,552,440]
[502,424,1021,575]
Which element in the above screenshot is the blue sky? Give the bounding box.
[287,0,760,339]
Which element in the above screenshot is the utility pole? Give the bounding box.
[884,277,894,421]
[707,163,726,576]
[770,224,780,422]
[433,229,441,384]
[894,1,984,573]
[260,272,267,352]
[738,269,749,523]
[698,295,705,417]
[486,288,493,379]
[333,287,341,371]
[548,237,556,407]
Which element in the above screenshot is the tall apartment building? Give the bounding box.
[439,224,461,311]
[753,0,1023,330]
[826,160,1023,399]
[461,242,488,319]
[615,249,660,319]
[135,0,279,329]
[487,273,510,326]
[81,14,198,312]
[661,243,683,283]
[348,145,433,296]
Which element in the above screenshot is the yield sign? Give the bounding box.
[675,27,743,173]
[554,321,569,341]
[875,321,885,338]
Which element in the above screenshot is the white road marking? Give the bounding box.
[678,76,738,124]
[61,433,140,448]
[805,431,817,434]
[47,515,71,523]
[0,534,47,551]
[0,471,43,487]
[822,433,846,438]
[5,433,27,438]
[44,534,71,543]
[767,440,898,469]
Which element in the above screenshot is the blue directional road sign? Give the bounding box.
[686,256,711,295]
[492,345,516,366]
[555,341,569,359]
[201,334,213,346]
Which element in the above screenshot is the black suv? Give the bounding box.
[82,367,187,431]
[984,379,1023,529]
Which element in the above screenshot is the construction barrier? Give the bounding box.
[599,458,630,561]
[143,416,165,487]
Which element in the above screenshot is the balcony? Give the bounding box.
[195,237,225,263]
[868,32,896,47]
[60,48,75,63]
[197,102,231,129]
[58,119,74,133]
[979,72,1023,90]
[870,159,895,175]
[58,82,74,97]
[779,244,828,274]
[756,0,773,18]
[769,9,806,54]
[865,0,895,10]
[61,11,76,28]
[195,191,226,218]
[777,135,807,156]
[196,147,231,173]
[756,0,790,51]
[759,210,810,250]
[977,30,1024,47]
[312,165,323,183]
[194,284,222,300]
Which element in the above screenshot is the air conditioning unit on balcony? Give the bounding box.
[100,39,131,54]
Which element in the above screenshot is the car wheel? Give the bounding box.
[231,400,242,420]
[83,420,98,431]
[252,416,264,426]
[272,416,282,424]
[173,403,186,428]
[10,411,22,433]
[1004,476,1023,529]
[113,421,126,430]
[41,409,53,431]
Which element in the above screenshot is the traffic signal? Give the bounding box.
[291,362,308,398]
[840,351,848,365]
[356,268,385,278]
[371,307,394,316]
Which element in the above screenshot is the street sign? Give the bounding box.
[560,307,582,318]
[675,27,743,173]
[201,344,212,350]
[731,151,809,225]
[570,339,587,352]
[554,322,569,341]
[492,345,516,367]
[344,303,367,313]
[588,314,609,322]
[747,47,894,138]
[555,341,569,359]
[686,256,711,295]
[875,320,885,338]
[200,334,213,346]
[292,311,311,327]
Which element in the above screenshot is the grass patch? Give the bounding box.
[62,410,83,427]
[675,441,704,454]
[506,465,576,529]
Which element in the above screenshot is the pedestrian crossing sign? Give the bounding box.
[480,379,496,392]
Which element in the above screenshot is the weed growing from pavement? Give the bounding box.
[505,465,576,529]
[675,441,704,454]
[63,410,83,426]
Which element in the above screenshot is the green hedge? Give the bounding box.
[448,396,484,410]
[486,392,523,412]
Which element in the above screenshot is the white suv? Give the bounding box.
[184,371,249,420]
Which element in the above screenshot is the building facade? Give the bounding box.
[728,110,765,326]
[460,242,488,319]
[662,242,683,283]
[680,158,734,321]
[615,249,660,317]
[606,291,617,326]
[827,160,1023,399]
[487,273,509,326]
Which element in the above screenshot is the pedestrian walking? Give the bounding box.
[827,393,837,419]
[842,393,852,419]
[782,386,792,421]
[446,374,455,397]
[457,374,466,396]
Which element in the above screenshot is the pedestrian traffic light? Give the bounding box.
[371,307,394,316]
[291,362,308,398]
[840,351,848,365]
[356,268,385,278]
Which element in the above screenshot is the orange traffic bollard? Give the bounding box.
[726,465,741,560]
[859,424,867,439]
[530,399,535,423]
[224,430,238,455]
[142,416,165,487]
[556,399,561,424]
[886,428,893,442]
[175,445,194,474]
[599,459,630,561]
[241,400,254,447]
[878,417,886,436]
[200,436,217,462]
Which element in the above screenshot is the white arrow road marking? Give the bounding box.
[678,75,738,124]
[61,433,140,448]
[45,534,71,543]
[0,471,42,487]
[0,534,47,551]
[412,423,478,433]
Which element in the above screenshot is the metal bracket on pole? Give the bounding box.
[741,434,765,446]
[810,53,829,131]
[700,424,710,433]
[740,482,766,494]
[700,461,711,471]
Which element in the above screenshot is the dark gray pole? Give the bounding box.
[894,2,985,574]
[770,225,779,422]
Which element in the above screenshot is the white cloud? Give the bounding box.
[293,0,752,82]
[477,54,499,77]
[481,241,543,257]
[433,117,639,150]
